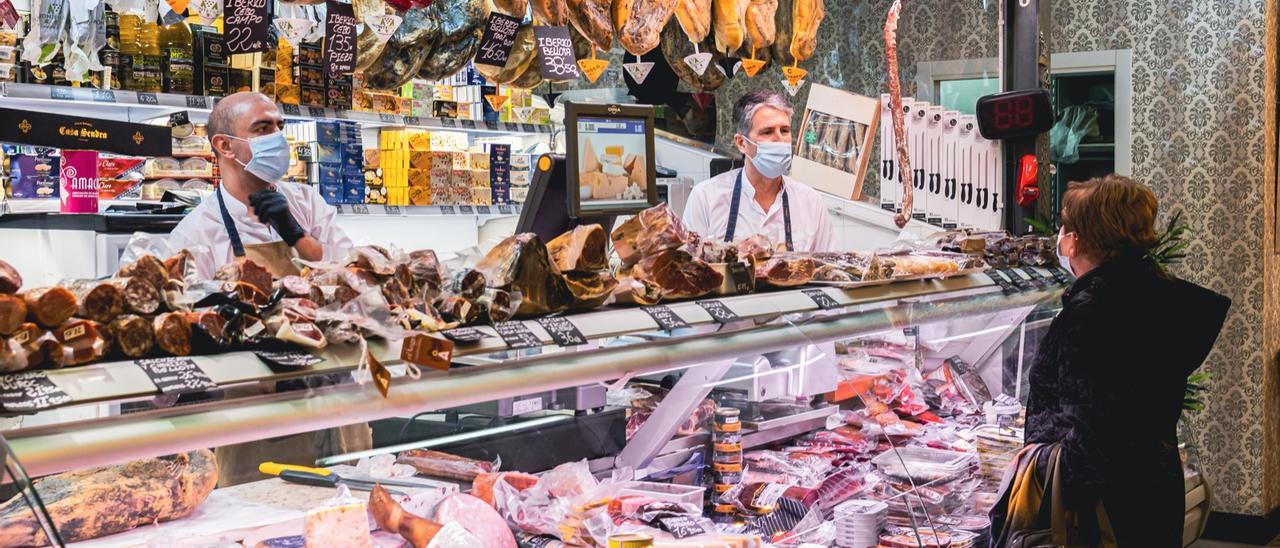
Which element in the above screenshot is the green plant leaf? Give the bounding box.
[1024,217,1054,237]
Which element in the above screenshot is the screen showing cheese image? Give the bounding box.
[576,116,649,207]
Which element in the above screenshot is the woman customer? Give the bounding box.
[1021,175,1229,545]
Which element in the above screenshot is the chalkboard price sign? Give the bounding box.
[535,316,587,346]
[224,0,270,54]
[0,371,71,413]
[323,0,357,75]
[441,327,486,344]
[476,13,521,67]
[802,288,842,310]
[136,357,218,395]
[533,26,580,80]
[697,300,740,323]
[493,321,541,349]
[642,305,690,331]
[255,351,324,371]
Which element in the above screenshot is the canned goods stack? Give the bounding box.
[711,406,743,520]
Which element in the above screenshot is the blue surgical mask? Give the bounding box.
[743,137,793,179]
[1057,226,1075,276]
[226,132,291,183]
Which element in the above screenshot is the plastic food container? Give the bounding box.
[618,481,705,508]
[871,446,975,484]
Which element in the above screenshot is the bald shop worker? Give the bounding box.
[683,90,833,252]
[170,91,351,279]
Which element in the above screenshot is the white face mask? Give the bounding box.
[1057,226,1075,276]
[225,132,291,183]
[742,137,793,179]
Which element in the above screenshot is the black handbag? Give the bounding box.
[989,443,1116,548]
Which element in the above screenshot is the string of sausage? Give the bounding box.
[884,0,911,229]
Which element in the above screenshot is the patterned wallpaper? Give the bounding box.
[711,0,1274,515]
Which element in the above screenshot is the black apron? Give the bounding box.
[724,170,794,252]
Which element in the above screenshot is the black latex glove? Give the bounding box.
[248,189,307,247]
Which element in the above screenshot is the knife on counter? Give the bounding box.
[258,462,439,492]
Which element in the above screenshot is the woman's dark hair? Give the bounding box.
[1061,174,1160,264]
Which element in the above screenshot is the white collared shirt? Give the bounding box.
[682,168,833,252]
[169,182,353,279]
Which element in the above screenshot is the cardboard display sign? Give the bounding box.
[475,12,521,67]
[0,108,171,156]
[224,0,271,54]
[323,0,357,75]
[533,26,580,80]
[400,333,453,372]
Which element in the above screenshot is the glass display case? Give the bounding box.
[0,273,1064,546]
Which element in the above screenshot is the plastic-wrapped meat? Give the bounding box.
[0,294,27,336]
[153,312,192,356]
[382,276,413,307]
[610,203,692,267]
[344,267,381,291]
[445,269,487,300]
[722,482,811,515]
[563,271,618,310]
[686,237,739,264]
[268,317,328,348]
[433,494,518,548]
[4,323,44,370]
[547,225,609,272]
[107,315,154,359]
[53,319,109,366]
[476,234,572,317]
[118,254,169,291]
[406,250,444,296]
[186,311,230,350]
[402,303,453,332]
[65,280,124,324]
[631,249,723,300]
[369,484,443,548]
[396,450,494,481]
[0,260,21,294]
[105,277,161,315]
[322,322,361,345]
[21,287,78,328]
[352,246,395,276]
[281,275,325,303]
[163,250,193,282]
[611,276,663,306]
[476,289,516,323]
[472,472,539,507]
[802,467,867,509]
[215,258,274,296]
[755,256,815,287]
[435,296,478,324]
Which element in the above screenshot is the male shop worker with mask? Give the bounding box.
[170,92,352,279]
[683,90,833,252]
[169,92,366,486]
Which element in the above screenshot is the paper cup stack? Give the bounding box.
[832,499,887,548]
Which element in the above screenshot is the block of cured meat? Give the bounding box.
[661,24,726,92]
[477,288,516,323]
[531,0,567,25]
[108,315,154,359]
[566,0,614,52]
[745,0,778,50]
[433,493,518,548]
[304,501,373,548]
[547,224,609,272]
[280,275,325,304]
[186,311,230,351]
[4,323,45,370]
[476,24,537,85]
[118,254,169,291]
[789,0,824,62]
[755,255,816,287]
[610,203,692,267]
[712,0,749,54]
[563,271,619,310]
[104,277,161,315]
[369,484,443,548]
[476,234,572,317]
[215,258,274,296]
[632,249,724,300]
[21,287,78,328]
[613,0,680,55]
[164,249,193,282]
[445,269,487,300]
[65,280,124,324]
[0,294,26,336]
[351,246,396,277]
[612,276,663,306]
[53,319,109,366]
[674,0,712,42]
[435,295,479,324]
[419,28,483,82]
[397,449,494,481]
[0,449,217,545]
[0,260,21,294]
[153,312,193,356]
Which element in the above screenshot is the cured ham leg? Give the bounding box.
[884,0,912,228]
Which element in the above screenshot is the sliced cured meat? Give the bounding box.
[530,0,567,25]
[20,287,78,328]
[445,269,487,300]
[433,494,517,548]
[397,449,493,481]
[0,260,21,294]
[475,234,572,317]
[118,254,169,291]
[382,277,413,307]
[215,258,274,296]
[281,275,325,303]
[369,484,443,548]
[66,280,124,324]
[164,249,194,281]
[610,203,692,266]
[344,267,381,291]
[186,311,230,350]
[674,0,712,42]
[53,319,109,366]
[612,276,663,305]
[789,0,824,62]
[273,319,328,348]
[745,0,778,50]
[0,450,218,545]
[402,303,452,332]
[613,0,680,55]
[813,264,856,282]
[352,246,395,277]
[0,294,26,336]
[712,0,749,54]
[563,271,619,310]
[736,234,775,262]
[279,298,321,323]
[153,312,193,356]
[547,224,609,272]
[108,315,154,359]
[632,249,724,300]
[566,0,614,52]
[476,25,537,85]
[756,256,815,287]
[106,277,161,315]
[233,282,271,308]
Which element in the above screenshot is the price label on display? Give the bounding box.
[379,113,398,123]
[385,205,402,215]
[350,204,370,215]
[224,0,271,53]
[1020,267,1048,289]
[697,300,739,324]
[497,205,513,215]
[533,26,580,80]
[136,92,159,105]
[535,317,586,346]
[441,327,486,344]
[439,205,457,215]
[461,119,477,130]
[368,350,391,397]
[91,89,116,103]
[987,270,1017,294]
[459,205,475,215]
[642,305,689,331]
[50,86,74,100]
[801,288,841,310]
[484,121,499,131]
[441,118,458,128]
[0,371,71,413]
[476,205,492,215]
[493,321,541,349]
[404,115,421,126]
[136,357,217,395]
[281,103,301,116]
[307,106,327,118]
[254,351,324,371]
[323,0,356,74]
[998,268,1030,292]
[186,95,209,109]
[1048,267,1073,286]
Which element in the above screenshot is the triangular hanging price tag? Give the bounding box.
[193,0,221,25]
[485,93,509,111]
[368,349,391,398]
[275,18,314,47]
[578,57,609,83]
[365,14,402,43]
[740,58,765,77]
[623,61,655,85]
[683,51,712,76]
[514,106,535,122]
[782,65,808,85]
[718,57,742,77]
[782,78,805,96]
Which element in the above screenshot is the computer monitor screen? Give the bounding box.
[565,102,657,217]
